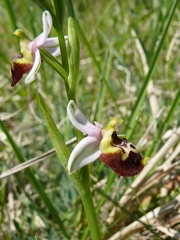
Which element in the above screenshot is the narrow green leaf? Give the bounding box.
[52,0,65,25]
[36,92,86,194]
[52,0,69,72]
[37,92,70,167]
[30,0,52,12]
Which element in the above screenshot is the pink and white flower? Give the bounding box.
[11,10,68,87]
[67,100,149,176]
[67,100,103,173]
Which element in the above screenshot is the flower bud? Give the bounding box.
[100,118,149,177]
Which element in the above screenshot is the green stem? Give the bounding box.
[80,167,101,240]
[74,122,101,238]
[80,191,101,240]
[37,93,101,239]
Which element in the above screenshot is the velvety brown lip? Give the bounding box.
[11,55,33,87]
[100,151,144,177]
[99,131,145,177]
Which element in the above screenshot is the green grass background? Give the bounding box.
[0,0,179,239]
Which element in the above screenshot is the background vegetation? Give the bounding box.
[0,0,179,239]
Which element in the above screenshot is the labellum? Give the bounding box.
[11,54,33,87]
[100,131,147,177]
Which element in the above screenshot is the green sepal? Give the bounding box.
[14,29,33,61]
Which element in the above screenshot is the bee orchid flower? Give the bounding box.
[11,10,68,87]
[67,100,149,176]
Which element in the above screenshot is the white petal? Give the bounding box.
[67,100,102,139]
[42,36,68,56]
[42,36,68,47]
[25,49,41,84]
[68,136,100,174]
[44,46,60,57]
[42,38,60,57]
[42,37,59,47]
[34,11,52,47]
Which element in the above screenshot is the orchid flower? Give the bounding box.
[67,100,149,176]
[11,10,68,87]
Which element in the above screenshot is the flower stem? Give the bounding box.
[79,166,101,240]
[73,129,101,239]
[37,93,101,239]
